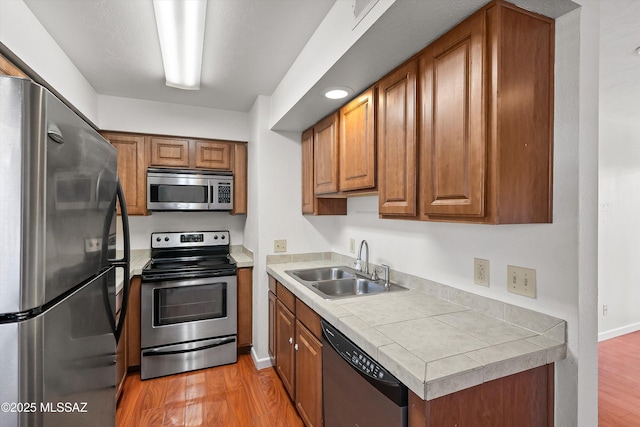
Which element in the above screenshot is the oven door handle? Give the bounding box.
[142,337,236,357]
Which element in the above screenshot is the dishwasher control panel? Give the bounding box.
[321,320,397,384]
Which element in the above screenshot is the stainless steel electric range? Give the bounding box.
[140,231,237,380]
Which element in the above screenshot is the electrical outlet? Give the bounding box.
[474,258,490,286]
[603,304,608,316]
[350,238,355,253]
[274,239,287,253]
[507,265,537,298]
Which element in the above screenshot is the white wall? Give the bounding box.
[246,95,334,367]
[116,212,246,251]
[0,0,99,123]
[98,95,249,142]
[598,118,640,339]
[597,0,640,341]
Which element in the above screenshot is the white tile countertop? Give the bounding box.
[231,245,254,268]
[266,253,567,401]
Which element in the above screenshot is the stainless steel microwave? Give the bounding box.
[147,168,233,211]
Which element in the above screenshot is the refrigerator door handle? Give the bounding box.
[112,180,130,343]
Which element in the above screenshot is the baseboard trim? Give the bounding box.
[598,322,640,342]
[251,348,273,370]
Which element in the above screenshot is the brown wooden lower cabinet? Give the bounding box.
[126,276,142,368]
[269,275,323,427]
[295,319,323,427]
[275,299,296,398]
[409,364,554,427]
[237,267,253,352]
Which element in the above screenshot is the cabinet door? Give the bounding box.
[419,11,485,218]
[314,113,340,195]
[231,143,248,215]
[0,53,28,77]
[275,300,295,399]
[377,61,417,216]
[126,277,142,368]
[148,136,190,168]
[268,291,276,365]
[193,140,231,170]
[340,88,376,192]
[295,321,323,427]
[301,128,316,214]
[103,133,147,216]
[303,128,347,216]
[236,267,252,350]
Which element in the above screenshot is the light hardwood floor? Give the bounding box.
[599,331,640,426]
[116,354,303,427]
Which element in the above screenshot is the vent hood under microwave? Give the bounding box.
[147,168,233,211]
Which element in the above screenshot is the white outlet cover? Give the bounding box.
[507,265,536,298]
[474,258,490,286]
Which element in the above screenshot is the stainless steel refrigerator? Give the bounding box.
[0,76,130,427]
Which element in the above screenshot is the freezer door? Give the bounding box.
[0,76,118,314]
[0,268,116,427]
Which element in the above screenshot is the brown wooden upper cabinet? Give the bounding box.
[313,113,340,195]
[0,53,28,78]
[149,137,232,171]
[301,129,316,214]
[103,132,247,215]
[101,132,147,216]
[377,61,418,216]
[302,120,347,216]
[339,88,376,192]
[419,1,554,224]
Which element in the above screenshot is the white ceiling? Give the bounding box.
[20,0,636,130]
[22,0,336,112]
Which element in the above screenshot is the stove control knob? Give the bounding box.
[164,237,169,242]
[214,235,218,240]
[221,235,226,240]
[156,237,161,242]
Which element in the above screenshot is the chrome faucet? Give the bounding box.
[355,240,369,275]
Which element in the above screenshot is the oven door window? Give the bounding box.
[153,282,227,326]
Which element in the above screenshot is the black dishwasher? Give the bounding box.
[321,320,408,427]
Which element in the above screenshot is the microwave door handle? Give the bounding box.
[209,180,214,210]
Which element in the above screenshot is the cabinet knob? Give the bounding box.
[289,337,293,344]
[294,344,299,351]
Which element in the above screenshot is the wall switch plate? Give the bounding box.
[474,258,490,286]
[350,238,355,253]
[507,265,537,298]
[274,239,287,253]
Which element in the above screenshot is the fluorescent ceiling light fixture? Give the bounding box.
[153,0,207,90]
[324,87,353,100]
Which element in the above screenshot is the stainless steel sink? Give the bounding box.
[285,266,407,299]
[288,267,355,282]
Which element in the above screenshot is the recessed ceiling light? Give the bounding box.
[324,87,353,100]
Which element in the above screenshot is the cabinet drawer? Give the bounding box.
[276,282,296,313]
[296,299,322,341]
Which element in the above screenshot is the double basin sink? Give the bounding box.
[285,266,407,300]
